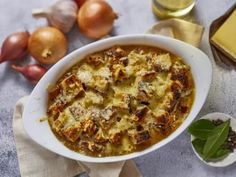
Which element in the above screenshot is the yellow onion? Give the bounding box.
[78,0,118,39]
[28,27,67,64]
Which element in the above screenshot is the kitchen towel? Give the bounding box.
[13,96,142,177]
[146,18,204,48]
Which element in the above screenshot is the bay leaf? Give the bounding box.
[210,148,230,159]
[203,120,230,160]
[192,138,205,157]
[188,119,215,140]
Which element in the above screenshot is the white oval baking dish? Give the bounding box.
[22,34,212,163]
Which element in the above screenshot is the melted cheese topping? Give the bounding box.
[47,45,195,157]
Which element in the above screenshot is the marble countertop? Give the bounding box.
[0,0,236,177]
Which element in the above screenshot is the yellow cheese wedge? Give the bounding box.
[211,9,236,61]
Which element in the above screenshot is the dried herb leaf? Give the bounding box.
[210,148,230,159]
[188,119,215,140]
[192,138,205,157]
[203,120,230,160]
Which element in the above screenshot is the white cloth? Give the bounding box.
[13,96,142,177]
[146,18,204,48]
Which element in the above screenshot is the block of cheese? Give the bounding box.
[211,9,236,62]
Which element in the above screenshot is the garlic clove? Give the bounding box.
[32,0,78,33]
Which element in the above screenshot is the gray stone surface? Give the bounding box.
[0,0,236,177]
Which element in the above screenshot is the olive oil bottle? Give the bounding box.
[152,0,195,18]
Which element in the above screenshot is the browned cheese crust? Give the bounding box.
[47,45,195,157]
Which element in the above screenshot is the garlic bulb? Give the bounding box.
[32,0,78,33]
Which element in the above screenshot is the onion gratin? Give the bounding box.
[47,45,195,157]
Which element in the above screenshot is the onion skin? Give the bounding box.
[78,0,118,39]
[28,27,68,65]
[74,0,86,8]
[0,31,30,64]
[12,64,47,84]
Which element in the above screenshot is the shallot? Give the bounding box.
[12,64,47,84]
[0,31,30,63]
[77,0,118,39]
[28,27,68,65]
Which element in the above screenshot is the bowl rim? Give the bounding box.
[22,34,213,163]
